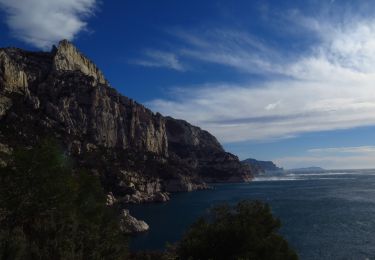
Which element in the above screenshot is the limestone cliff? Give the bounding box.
[52,39,108,85]
[0,40,254,206]
[166,117,252,182]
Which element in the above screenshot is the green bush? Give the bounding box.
[0,139,128,259]
[176,200,298,260]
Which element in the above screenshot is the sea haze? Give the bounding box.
[130,170,375,259]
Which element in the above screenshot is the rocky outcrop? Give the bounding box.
[52,40,107,85]
[164,176,209,192]
[119,209,149,234]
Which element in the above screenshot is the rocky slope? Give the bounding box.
[0,40,255,230]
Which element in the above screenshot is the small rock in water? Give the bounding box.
[120,209,149,234]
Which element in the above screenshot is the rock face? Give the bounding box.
[242,158,283,174]
[0,40,255,205]
[166,117,253,182]
[119,209,149,234]
[52,39,107,85]
[0,49,29,93]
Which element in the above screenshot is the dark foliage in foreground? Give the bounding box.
[131,200,298,260]
[175,200,298,260]
[0,139,128,259]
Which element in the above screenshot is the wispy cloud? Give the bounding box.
[308,146,375,154]
[275,146,375,169]
[146,14,375,143]
[0,0,97,49]
[175,29,286,75]
[132,50,185,71]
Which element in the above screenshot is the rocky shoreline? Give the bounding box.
[108,176,213,234]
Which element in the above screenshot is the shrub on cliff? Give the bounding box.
[0,139,128,259]
[176,200,298,260]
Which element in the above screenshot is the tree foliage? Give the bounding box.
[0,139,128,259]
[175,200,298,260]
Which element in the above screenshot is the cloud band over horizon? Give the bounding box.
[275,145,375,170]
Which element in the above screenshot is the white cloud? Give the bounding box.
[147,16,375,143]
[0,0,97,49]
[308,146,375,154]
[275,155,375,170]
[275,146,375,169]
[149,79,375,142]
[132,50,185,71]
[175,29,285,75]
[265,100,281,111]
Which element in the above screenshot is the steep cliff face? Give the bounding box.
[0,43,168,156]
[0,40,254,205]
[166,117,253,182]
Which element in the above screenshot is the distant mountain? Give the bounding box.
[287,167,325,173]
[242,158,284,174]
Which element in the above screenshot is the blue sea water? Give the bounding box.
[129,171,375,259]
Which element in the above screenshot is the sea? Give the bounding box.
[129,170,375,259]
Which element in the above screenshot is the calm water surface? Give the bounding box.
[130,171,375,259]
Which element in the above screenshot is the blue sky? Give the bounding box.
[1,0,375,169]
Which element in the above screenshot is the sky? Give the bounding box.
[1,0,375,169]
